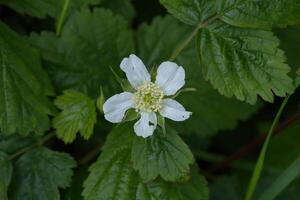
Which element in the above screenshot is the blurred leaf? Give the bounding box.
[9,147,76,200]
[259,155,300,200]
[0,0,102,19]
[132,127,194,182]
[198,22,294,104]
[210,176,242,200]
[0,21,55,136]
[137,16,260,136]
[53,90,97,143]
[83,123,209,200]
[217,0,300,29]
[0,134,34,155]
[266,120,300,170]
[0,152,12,200]
[82,124,139,200]
[137,167,209,200]
[102,0,135,21]
[29,8,135,97]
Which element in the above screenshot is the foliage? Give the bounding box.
[0,0,299,199]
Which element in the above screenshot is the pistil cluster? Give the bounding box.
[134,82,164,112]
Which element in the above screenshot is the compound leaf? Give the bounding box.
[0,21,55,136]
[9,147,76,200]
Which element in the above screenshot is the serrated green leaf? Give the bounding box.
[137,16,260,136]
[132,127,194,182]
[0,152,12,200]
[29,8,134,97]
[83,123,209,200]
[0,21,55,136]
[198,21,294,104]
[159,0,215,25]
[82,124,139,200]
[0,0,102,19]
[53,90,97,143]
[217,0,300,29]
[137,167,209,200]
[9,147,76,200]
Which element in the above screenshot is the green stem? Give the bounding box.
[244,95,291,200]
[56,0,70,36]
[9,132,56,160]
[169,15,219,61]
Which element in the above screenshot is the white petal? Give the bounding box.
[120,54,151,89]
[103,92,134,123]
[159,99,191,121]
[155,61,185,96]
[134,112,157,138]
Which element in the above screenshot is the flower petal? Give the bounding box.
[160,99,191,121]
[103,92,134,123]
[120,54,151,89]
[155,61,185,96]
[134,112,157,138]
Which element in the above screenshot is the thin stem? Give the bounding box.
[244,95,291,200]
[78,144,102,165]
[56,0,70,36]
[169,15,219,61]
[9,132,56,160]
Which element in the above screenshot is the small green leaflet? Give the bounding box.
[0,152,12,200]
[132,127,194,182]
[198,21,294,104]
[29,8,135,98]
[0,21,55,136]
[83,123,209,200]
[9,147,76,200]
[0,0,102,19]
[53,90,97,143]
[137,16,259,136]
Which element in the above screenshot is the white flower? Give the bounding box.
[103,54,192,138]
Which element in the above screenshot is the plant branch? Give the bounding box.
[169,15,219,61]
[9,132,56,160]
[209,102,300,173]
[78,143,102,165]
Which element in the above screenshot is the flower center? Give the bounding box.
[134,82,164,112]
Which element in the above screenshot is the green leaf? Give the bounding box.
[258,155,300,200]
[53,90,97,143]
[83,123,209,200]
[0,134,34,154]
[29,8,135,97]
[132,127,194,182]
[198,21,294,104]
[82,124,139,200]
[0,0,102,19]
[159,0,215,25]
[137,167,209,200]
[217,0,300,29]
[0,152,12,200]
[0,21,55,135]
[9,147,76,200]
[102,0,135,21]
[137,16,260,136]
